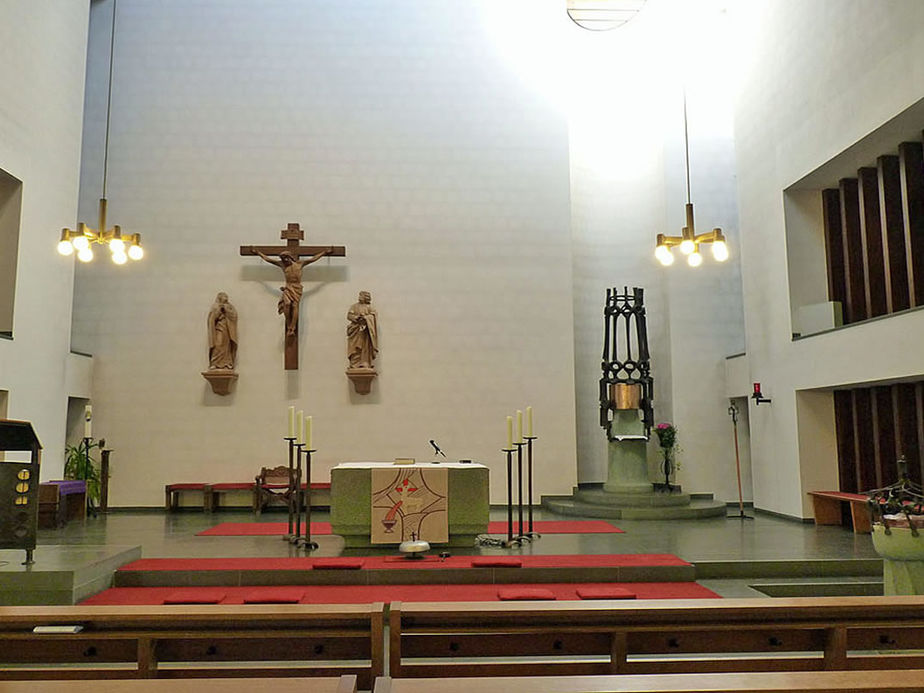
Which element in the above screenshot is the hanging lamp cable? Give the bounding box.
[101,0,117,200]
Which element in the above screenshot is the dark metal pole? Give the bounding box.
[284,437,296,540]
[300,449,319,550]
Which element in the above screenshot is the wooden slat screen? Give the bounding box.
[820,138,924,324]
[834,382,924,492]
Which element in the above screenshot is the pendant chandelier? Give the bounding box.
[655,92,727,267]
[57,0,142,265]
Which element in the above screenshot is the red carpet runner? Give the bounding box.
[82,581,719,605]
[196,519,623,536]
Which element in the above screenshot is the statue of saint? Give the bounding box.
[347,290,378,369]
[254,247,332,336]
[207,292,238,370]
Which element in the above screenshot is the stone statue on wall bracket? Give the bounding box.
[202,291,238,395]
[346,290,378,395]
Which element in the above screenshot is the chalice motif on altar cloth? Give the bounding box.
[371,468,448,544]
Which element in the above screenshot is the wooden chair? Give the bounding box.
[254,465,295,514]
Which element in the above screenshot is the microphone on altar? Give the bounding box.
[429,439,447,458]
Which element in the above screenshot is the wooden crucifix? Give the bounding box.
[240,223,346,370]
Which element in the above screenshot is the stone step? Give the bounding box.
[541,496,726,520]
[749,580,883,598]
[694,558,882,579]
[574,487,692,508]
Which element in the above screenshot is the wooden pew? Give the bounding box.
[0,604,383,689]
[373,670,924,692]
[0,676,357,693]
[389,597,924,678]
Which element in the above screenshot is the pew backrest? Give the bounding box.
[389,597,924,678]
[0,604,383,689]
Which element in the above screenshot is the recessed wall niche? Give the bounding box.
[0,169,23,337]
[784,97,924,338]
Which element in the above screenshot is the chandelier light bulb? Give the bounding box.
[712,239,729,261]
[72,235,90,252]
[679,238,695,255]
[128,244,144,261]
[77,247,94,263]
[109,237,125,253]
[57,239,74,256]
[688,250,703,267]
[655,245,674,266]
[112,250,128,265]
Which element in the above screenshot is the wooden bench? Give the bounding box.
[389,597,924,678]
[208,482,255,512]
[0,676,357,693]
[0,603,384,688]
[808,491,872,533]
[373,669,924,692]
[164,483,210,512]
[165,481,331,513]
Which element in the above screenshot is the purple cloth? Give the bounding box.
[47,480,87,495]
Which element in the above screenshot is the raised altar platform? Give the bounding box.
[0,544,141,605]
[330,461,489,548]
[542,483,726,519]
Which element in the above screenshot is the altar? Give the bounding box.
[330,462,489,548]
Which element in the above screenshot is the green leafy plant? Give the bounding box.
[64,441,102,510]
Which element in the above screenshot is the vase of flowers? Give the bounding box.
[655,422,678,492]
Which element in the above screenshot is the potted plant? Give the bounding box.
[64,440,102,512]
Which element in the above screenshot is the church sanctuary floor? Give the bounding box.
[5,506,882,602]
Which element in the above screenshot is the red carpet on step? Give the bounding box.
[118,553,687,572]
[81,581,719,606]
[196,519,622,536]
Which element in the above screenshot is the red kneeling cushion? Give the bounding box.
[471,557,522,568]
[163,588,227,604]
[497,587,556,601]
[576,586,637,600]
[243,587,305,603]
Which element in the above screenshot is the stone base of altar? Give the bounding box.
[330,462,489,548]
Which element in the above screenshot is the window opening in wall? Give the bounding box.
[0,169,23,338]
[784,97,924,338]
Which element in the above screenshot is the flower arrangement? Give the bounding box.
[655,422,677,451]
[654,422,680,491]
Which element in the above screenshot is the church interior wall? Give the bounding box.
[0,1,90,477]
[70,0,578,506]
[732,0,924,517]
[11,0,922,517]
[569,2,746,501]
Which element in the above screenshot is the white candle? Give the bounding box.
[516,410,523,444]
[84,404,92,439]
[506,416,513,449]
[296,410,304,444]
[305,415,312,449]
[526,406,533,437]
[287,406,295,438]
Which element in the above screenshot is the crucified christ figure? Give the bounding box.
[254,247,332,336]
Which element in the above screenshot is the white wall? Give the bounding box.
[570,0,745,499]
[732,0,924,517]
[72,0,577,505]
[0,0,90,478]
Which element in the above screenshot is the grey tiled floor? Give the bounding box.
[34,506,879,563]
